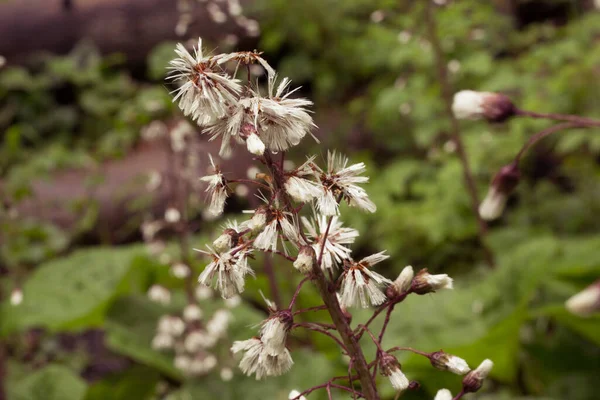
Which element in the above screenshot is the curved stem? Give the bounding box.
[424,1,494,268]
[288,277,310,309]
[514,122,587,164]
[515,109,600,127]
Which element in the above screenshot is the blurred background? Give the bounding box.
[1,0,600,399]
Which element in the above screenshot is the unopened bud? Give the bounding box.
[452,90,515,122]
[479,162,520,221]
[380,353,409,391]
[148,285,171,305]
[151,332,174,350]
[164,207,181,223]
[429,351,471,375]
[387,265,414,297]
[411,269,453,295]
[246,206,268,231]
[566,280,600,317]
[170,262,190,279]
[213,228,238,252]
[434,389,453,400]
[462,359,493,393]
[293,246,316,274]
[246,132,266,156]
[288,390,307,400]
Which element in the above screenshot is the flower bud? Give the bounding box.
[10,288,23,306]
[411,269,453,295]
[293,246,316,274]
[220,367,234,381]
[164,207,181,223]
[151,332,174,350]
[213,228,239,252]
[452,90,515,122]
[479,162,520,221]
[387,265,414,297]
[246,206,268,231]
[566,280,600,317]
[289,390,307,400]
[462,359,493,393]
[170,262,190,279]
[434,389,453,400]
[379,353,410,391]
[429,350,471,375]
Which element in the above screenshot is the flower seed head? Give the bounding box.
[246,132,266,156]
[260,310,293,356]
[430,351,471,375]
[462,359,493,393]
[213,228,239,252]
[411,269,453,295]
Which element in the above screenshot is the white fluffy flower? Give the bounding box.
[301,213,358,271]
[293,245,315,274]
[566,282,600,317]
[200,155,229,217]
[289,390,307,400]
[260,311,293,356]
[380,354,409,391]
[151,332,174,350]
[434,389,453,400]
[168,38,241,125]
[241,206,268,231]
[339,252,392,308]
[254,209,301,251]
[231,338,293,379]
[284,175,321,203]
[430,351,471,375]
[249,77,316,152]
[312,152,376,216]
[157,315,185,336]
[206,309,232,337]
[196,246,254,298]
[170,262,190,279]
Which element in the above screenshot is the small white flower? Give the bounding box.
[391,265,414,295]
[434,389,453,400]
[184,330,208,352]
[200,155,229,217]
[152,333,174,350]
[312,152,376,216]
[241,206,268,231]
[168,38,241,125]
[220,367,234,381]
[196,246,254,299]
[10,288,23,306]
[147,285,171,305]
[183,304,203,322]
[288,390,307,400]
[174,354,192,373]
[246,132,266,155]
[301,213,358,271]
[463,358,494,392]
[566,282,600,317]
[157,315,185,336]
[170,262,190,279]
[213,232,234,252]
[479,186,507,221]
[339,252,392,308]
[473,359,493,378]
[254,210,301,251]
[284,175,321,203]
[412,269,453,294]
[231,337,293,379]
[452,90,486,120]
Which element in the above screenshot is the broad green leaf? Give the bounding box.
[8,365,87,400]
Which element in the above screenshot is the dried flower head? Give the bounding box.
[293,245,316,274]
[231,337,293,380]
[196,246,254,298]
[260,310,293,356]
[411,269,453,295]
[452,90,515,122]
[301,213,358,271]
[429,351,471,375]
[387,265,414,298]
[462,359,493,393]
[339,252,392,308]
[200,155,229,217]
[379,353,410,391]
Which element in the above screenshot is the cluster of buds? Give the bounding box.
[166,37,494,397]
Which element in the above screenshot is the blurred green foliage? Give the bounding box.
[2,0,600,399]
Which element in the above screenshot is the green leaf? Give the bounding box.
[0,246,141,335]
[84,366,160,400]
[8,365,87,400]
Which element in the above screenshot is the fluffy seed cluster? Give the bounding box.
[339,252,392,308]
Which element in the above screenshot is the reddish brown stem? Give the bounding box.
[387,346,431,358]
[293,305,328,315]
[514,122,587,164]
[288,277,310,309]
[293,322,347,350]
[263,256,282,309]
[424,1,494,268]
[515,108,600,127]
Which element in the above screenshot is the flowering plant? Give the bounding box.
[164,38,494,400]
